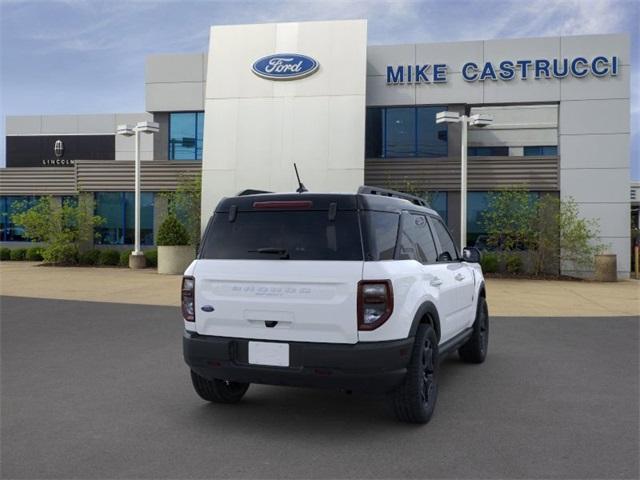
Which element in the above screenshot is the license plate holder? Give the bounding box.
[248,341,290,367]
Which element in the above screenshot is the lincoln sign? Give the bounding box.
[386,55,620,84]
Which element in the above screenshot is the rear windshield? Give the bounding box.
[200,210,363,261]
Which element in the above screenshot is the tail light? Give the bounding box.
[182,276,195,322]
[357,280,393,330]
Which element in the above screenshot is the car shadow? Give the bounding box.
[183,356,469,435]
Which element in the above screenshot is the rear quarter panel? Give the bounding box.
[359,260,441,342]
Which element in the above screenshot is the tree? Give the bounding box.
[11,196,104,265]
[480,187,535,252]
[163,174,201,247]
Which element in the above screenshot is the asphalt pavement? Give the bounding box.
[1,296,638,479]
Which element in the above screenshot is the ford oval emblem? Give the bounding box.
[252,53,319,81]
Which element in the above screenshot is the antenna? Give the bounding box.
[294,163,308,193]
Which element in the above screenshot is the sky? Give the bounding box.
[1,0,638,177]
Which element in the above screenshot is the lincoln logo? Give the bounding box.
[54,139,64,159]
[252,53,319,80]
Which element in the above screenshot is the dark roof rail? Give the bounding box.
[357,185,430,208]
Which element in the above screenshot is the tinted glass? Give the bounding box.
[169,112,204,160]
[95,192,154,245]
[365,108,383,158]
[468,146,509,156]
[429,192,448,222]
[398,213,438,263]
[524,145,558,156]
[417,107,448,157]
[431,217,458,261]
[200,211,363,261]
[385,108,415,157]
[362,211,399,260]
[0,196,39,241]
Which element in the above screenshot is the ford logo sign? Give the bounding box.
[252,53,319,81]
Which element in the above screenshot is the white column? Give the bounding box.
[134,129,141,255]
[460,116,468,250]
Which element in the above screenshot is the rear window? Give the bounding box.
[200,210,363,261]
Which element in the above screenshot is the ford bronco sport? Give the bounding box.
[182,186,488,424]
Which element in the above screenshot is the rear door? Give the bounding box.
[428,216,475,334]
[193,204,363,344]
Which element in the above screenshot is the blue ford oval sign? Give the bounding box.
[252,53,319,80]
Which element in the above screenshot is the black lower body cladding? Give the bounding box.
[183,332,414,393]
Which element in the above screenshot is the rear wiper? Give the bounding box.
[249,247,290,259]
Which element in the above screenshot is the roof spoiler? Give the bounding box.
[357,185,430,208]
[236,189,272,196]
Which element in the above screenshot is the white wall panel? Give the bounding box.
[201,20,367,227]
[560,99,629,135]
[415,40,484,73]
[560,134,629,169]
[560,34,630,65]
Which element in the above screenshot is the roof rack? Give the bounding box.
[357,185,430,208]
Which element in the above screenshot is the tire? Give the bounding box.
[190,370,250,404]
[458,296,489,364]
[389,324,439,424]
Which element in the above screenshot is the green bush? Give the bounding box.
[42,244,79,265]
[10,248,27,261]
[119,250,131,267]
[144,249,158,268]
[79,249,101,265]
[0,248,10,261]
[480,252,499,273]
[505,253,523,275]
[26,247,43,261]
[157,214,189,246]
[98,249,120,266]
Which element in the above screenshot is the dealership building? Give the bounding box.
[0,20,632,277]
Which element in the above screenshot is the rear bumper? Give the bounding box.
[183,331,414,393]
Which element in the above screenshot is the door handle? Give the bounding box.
[455,273,465,281]
[430,277,443,287]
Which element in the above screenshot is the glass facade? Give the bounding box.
[0,196,39,241]
[94,192,154,245]
[366,107,448,158]
[169,112,204,160]
[428,192,448,223]
[524,146,558,156]
[468,146,509,156]
[467,191,541,248]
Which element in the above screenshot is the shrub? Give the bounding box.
[480,252,499,273]
[163,174,202,247]
[157,214,189,246]
[0,248,10,261]
[98,249,120,266]
[505,253,523,275]
[119,250,131,267]
[42,244,78,265]
[144,249,158,268]
[10,248,27,261]
[79,249,101,265]
[11,196,104,265]
[26,247,43,261]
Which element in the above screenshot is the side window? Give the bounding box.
[364,211,400,260]
[398,213,438,264]
[431,217,459,262]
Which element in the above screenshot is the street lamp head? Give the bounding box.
[116,124,135,137]
[469,114,493,127]
[436,111,461,124]
[135,121,160,134]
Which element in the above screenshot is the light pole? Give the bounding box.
[116,121,159,268]
[435,111,492,249]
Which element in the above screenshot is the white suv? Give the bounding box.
[182,186,488,424]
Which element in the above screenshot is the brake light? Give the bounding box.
[357,280,393,330]
[182,276,195,322]
[253,200,313,209]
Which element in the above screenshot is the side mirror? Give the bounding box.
[462,247,481,263]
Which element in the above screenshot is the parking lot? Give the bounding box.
[1,295,638,479]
